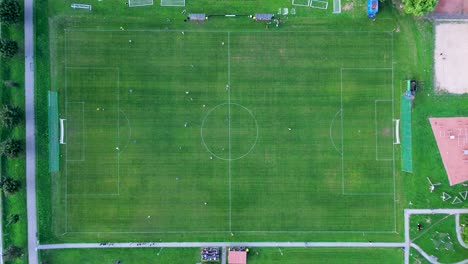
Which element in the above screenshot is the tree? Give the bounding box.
[0,138,23,158]
[0,177,20,195]
[2,245,22,261]
[0,0,21,25]
[0,39,18,58]
[402,0,438,16]
[0,104,22,128]
[6,214,19,226]
[3,80,19,88]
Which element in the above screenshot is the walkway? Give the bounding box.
[24,0,38,262]
[38,242,406,250]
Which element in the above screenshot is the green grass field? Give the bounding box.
[39,247,404,264]
[51,29,397,237]
[40,247,199,263]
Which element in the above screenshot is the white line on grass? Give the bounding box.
[64,230,399,234]
[117,68,121,195]
[391,32,397,233]
[64,29,395,34]
[329,109,343,156]
[64,30,69,233]
[227,31,232,232]
[340,68,344,194]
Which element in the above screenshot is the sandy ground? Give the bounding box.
[435,23,468,94]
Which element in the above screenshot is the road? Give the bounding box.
[24,0,38,262]
[404,209,468,264]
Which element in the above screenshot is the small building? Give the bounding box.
[188,13,206,21]
[228,250,247,264]
[254,13,274,21]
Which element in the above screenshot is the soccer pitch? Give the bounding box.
[54,30,396,236]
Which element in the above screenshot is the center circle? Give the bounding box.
[201,103,258,161]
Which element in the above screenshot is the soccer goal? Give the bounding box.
[60,119,66,144]
[128,0,153,7]
[310,0,328,9]
[292,0,310,7]
[394,119,400,144]
[71,4,92,10]
[161,0,185,6]
[292,0,329,10]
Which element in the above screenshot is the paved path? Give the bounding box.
[404,209,468,264]
[24,0,38,262]
[38,242,406,250]
[411,243,468,264]
[0,194,3,264]
[221,247,226,264]
[455,213,468,249]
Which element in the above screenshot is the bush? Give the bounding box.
[0,104,23,128]
[0,38,18,58]
[402,0,438,16]
[0,138,23,158]
[0,177,20,195]
[0,0,21,25]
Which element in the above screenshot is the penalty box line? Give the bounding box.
[63,66,122,232]
[340,68,395,198]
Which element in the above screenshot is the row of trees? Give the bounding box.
[379,0,439,16]
[402,0,439,16]
[0,0,20,58]
[0,0,24,261]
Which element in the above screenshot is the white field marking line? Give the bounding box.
[63,68,121,203]
[340,68,395,198]
[37,242,406,250]
[375,100,378,161]
[62,31,397,235]
[67,193,119,197]
[65,29,395,34]
[340,68,344,194]
[341,68,393,70]
[200,103,259,161]
[118,110,132,154]
[375,100,393,161]
[227,31,232,232]
[64,30,69,233]
[117,68,121,195]
[63,230,399,234]
[343,193,393,196]
[329,109,343,156]
[65,102,85,162]
[65,66,120,70]
[391,32,397,233]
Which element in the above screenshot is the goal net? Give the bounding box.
[48,91,60,172]
[129,0,154,7]
[161,0,185,6]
